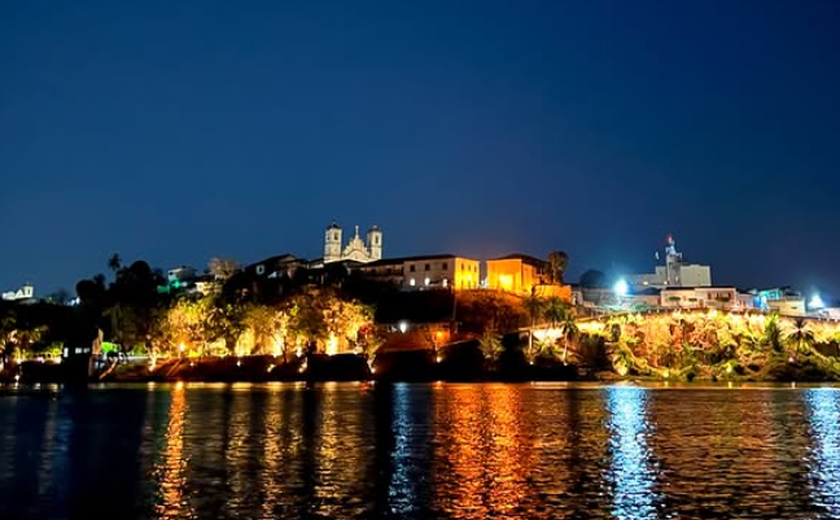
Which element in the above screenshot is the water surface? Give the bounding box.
[1,382,838,519]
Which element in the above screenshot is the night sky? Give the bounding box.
[2,1,839,297]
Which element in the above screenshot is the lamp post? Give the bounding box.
[613,279,629,310]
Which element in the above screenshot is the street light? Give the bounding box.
[614,279,629,297]
[809,294,825,310]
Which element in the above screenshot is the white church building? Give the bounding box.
[323,222,383,264]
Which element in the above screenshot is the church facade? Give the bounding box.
[324,222,383,264]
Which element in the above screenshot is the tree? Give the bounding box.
[108,253,122,275]
[579,269,607,289]
[542,296,572,359]
[783,318,815,358]
[478,330,504,368]
[208,257,240,280]
[763,314,784,353]
[543,296,569,330]
[0,311,16,366]
[207,301,245,355]
[46,289,70,305]
[164,297,215,356]
[241,304,288,356]
[287,290,328,355]
[75,278,107,310]
[523,294,546,361]
[93,273,107,291]
[559,307,579,363]
[547,251,569,284]
[107,260,167,355]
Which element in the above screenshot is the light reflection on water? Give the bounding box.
[805,389,840,516]
[604,387,659,520]
[154,382,189,519]
[1,383,840,519]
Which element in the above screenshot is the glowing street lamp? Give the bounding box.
[614,279,629,298]
[809,294,825,310]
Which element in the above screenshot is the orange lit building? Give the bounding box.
[486,254,549,295]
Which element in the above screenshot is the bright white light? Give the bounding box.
[614,279,629,297]
[398,320,408,333]
[810,294,825,310]
[409,278,416,286]
[424,277,430,286]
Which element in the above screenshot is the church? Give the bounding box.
[324,222,383,264]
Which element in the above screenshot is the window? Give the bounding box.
[442,262,448,270]
[256,265,265,275]
[410,264,416,272]
[425,263,430,271]
[461,263,465,270]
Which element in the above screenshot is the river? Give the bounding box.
[0,383,839,519]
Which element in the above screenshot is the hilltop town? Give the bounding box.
[2,222,839,383]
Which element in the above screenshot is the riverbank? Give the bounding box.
[4,348,840,384]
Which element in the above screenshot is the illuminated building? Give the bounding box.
[323,222,382,264]
[486,254,561,297]
[751,287,806,316]
[2,283,35,302]
[356,254,480,290]
[659,286,742,310]
[628,234,712,290]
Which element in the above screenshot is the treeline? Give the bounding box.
[0,256,384,367]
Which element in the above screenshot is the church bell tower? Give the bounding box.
[324,222,342,263]
[366,225,383,260]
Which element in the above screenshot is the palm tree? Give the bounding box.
[547,251,569,284]
[523,293,545,361]
[783,318,816,358]
[108,253,122,275]
[763,314,784,353]
[542,296,569,359]
[543,296,568,330]
[559,308,579,363]
[478,330,504,369]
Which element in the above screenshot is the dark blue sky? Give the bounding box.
[2,0,839,296]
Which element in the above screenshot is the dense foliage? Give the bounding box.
[588,311,840,381]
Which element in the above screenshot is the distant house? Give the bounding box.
[167,266,197,285]
[750,287,806,317]
[660,287,740,311]
[194,275,221,296]
[245,253,306,279]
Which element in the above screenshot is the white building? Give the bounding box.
[167,266,197,285]
[2,283,35,302]
[355,254,480,290]
[629,235,711,289]
[660,286,740,310]
[324,222,382,264]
